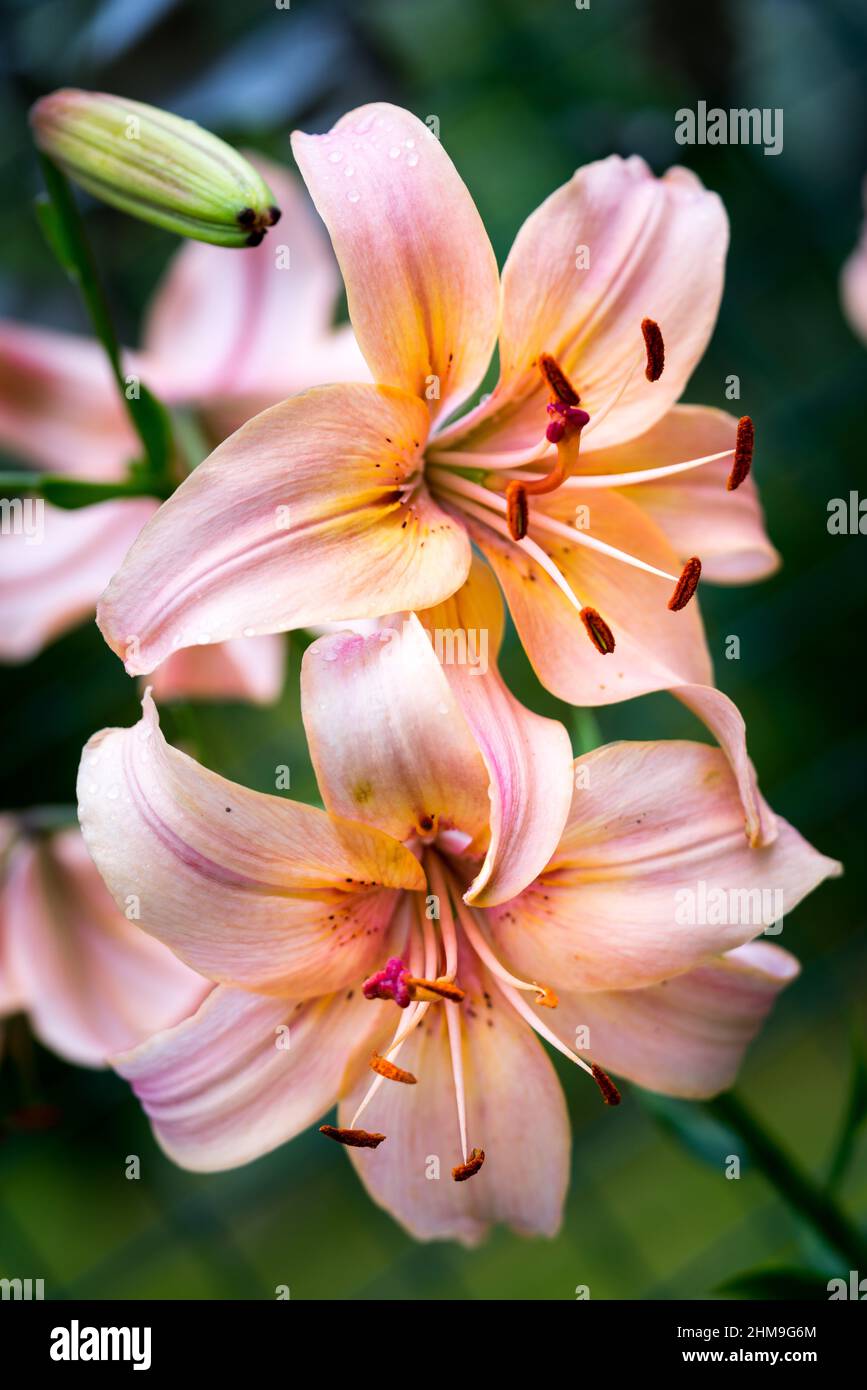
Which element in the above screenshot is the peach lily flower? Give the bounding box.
[95,105,778,834]
[77,563,838,1244]
[0,158,364,702]
[0,815,207,1067]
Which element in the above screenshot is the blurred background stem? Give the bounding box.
[709,1092,867,1268]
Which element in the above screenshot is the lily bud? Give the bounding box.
[30,88,281,247]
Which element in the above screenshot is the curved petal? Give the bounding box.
[488,741,840,993]
[115,983,387,1171]
[841,178,867,346]
[416,557,574,905]
[77,691,425,995]
[142,156,367,409]
[437,156,727,457]
[540,940,799,1099]
[2,831,207,1067]
[302,617,491,847]
[338,962,569,1245]
[0,499,157,663]
[0,320,137,479]
[577,406,780,583]
[97,384,471,675]
[292,103,499,423]
[148,634,285,705]
[462,483,714,704]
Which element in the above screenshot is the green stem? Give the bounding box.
[35,155,173,484]
[0,470,171,508]
[709,1092,867,1268]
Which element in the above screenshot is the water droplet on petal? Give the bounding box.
[344,165,355,177]
[406,153,419,168]
[328,150,343,164]
[347,189,360,203]
[404,138,415,149]
[388,146,401,159]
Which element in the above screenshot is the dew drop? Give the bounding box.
[344,165,355,177]
[404,138,415,149]
[328,150,344,164]
[406,153,419,168]
[347,189,361,203]
[388,146,401,159]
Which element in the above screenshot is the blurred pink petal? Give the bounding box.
[149,633,285,705]
[0,827,207,1067]
[841,176,867,345]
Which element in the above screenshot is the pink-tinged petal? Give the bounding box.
[841,177,867,345]
[488,741,840,993]
[463,483,713,704]
[142,157,368,411]
[0,320,137,478]
[437,156,726,458]
[674,683,774,848]
[577,406,780,583]
[416,557,574,906]
[77,692,424,995]
[0,498,156,663]
[292,103,499,422]
[115,983,388,1171]
[338,963,569,1245]
[540,940,799,1099]
[2,830,208,1068]
[97,384,470,674]
[302,616,491,847]
[148,634,285,705]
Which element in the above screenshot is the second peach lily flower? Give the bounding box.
[96,103,779,840]
[78,563,838,1245]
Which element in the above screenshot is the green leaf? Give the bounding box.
[717,1267,831,1300]
[639,1091,743,1169]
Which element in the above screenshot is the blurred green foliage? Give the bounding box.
[1,0,865,1299]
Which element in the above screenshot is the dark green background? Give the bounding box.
[1,0,865,1299]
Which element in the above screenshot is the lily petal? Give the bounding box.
[148,634,285,706]
[577,406,780,584]
[417,558,574,906]
[302,616,491,847]
[77,691,425,995]
[437,156,726,457]
[2,830,207,1067]
[338,961,569,1245]
[115,983,387,1171]
[0,499,157,662]
[292,103,500,423]
[97,384,470,674]
[488,740,841,993]
[541,940,800,1099]
[0,320,137,479]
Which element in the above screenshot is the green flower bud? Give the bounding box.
[30,88,281,247]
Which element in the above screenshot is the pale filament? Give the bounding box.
[447,870,556,1005]
[432,470,680,586]
[493,978,595,1080]
[501,447,736,490]
[443,493,591,612]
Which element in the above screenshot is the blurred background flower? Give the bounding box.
[0,0,864,1299]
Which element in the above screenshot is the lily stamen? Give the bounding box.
[727,415,754,491]
[641,317,665,381]
[452,1147,485,1182]
[668,556,702,612]
[370,1053,417,1085]
[319,1125,386,1148]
